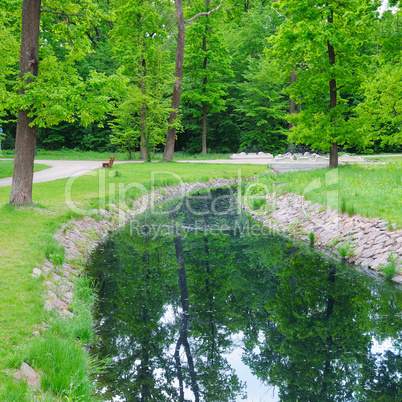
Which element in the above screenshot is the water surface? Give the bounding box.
[87,187,402,401]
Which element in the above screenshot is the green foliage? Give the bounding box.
[236,56,288,153]
[3,0,117,131]
[228,3,287,153]
[0,1,19,124]
[270,0,381,152]
[28,335,98,400]
[380,253,399,278]
[182,1,233,128]
[109,0,174,158]
[337,243,353,260]
[18,64,126,128]
[308,231,315,246]
[355,9,402,150]
[109,69,173,159]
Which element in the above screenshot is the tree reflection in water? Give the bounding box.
[87,187,402,401]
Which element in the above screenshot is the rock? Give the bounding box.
[371,255,389,269]
[31,268,42,278]
[385,238,396,247]
[392,275,402,284]
[44,300,53,311]
[41,260,53,275]
[60,290,74,305]
[14,363,40,390]
[375,234,388,243]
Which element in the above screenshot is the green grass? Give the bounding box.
[0,161,50,179]
[1,149,232,161]
[367,156,402,163]
[0,162,266,399]
[259,162,402,227]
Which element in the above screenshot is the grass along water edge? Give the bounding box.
[261,162,402,228]
[0,162,266,399]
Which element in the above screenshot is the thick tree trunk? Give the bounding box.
[329,142,338,168]
[163,0,185,162]
[10,0,41,206]
[289,69,296,130]
[327,9,338,168]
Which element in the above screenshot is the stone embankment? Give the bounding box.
[245,192,402,284]
[34,179,401,323]
[17,178,241,392]
[18,177,400,392]
[32,178,241,321]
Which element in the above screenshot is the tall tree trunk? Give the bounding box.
[289,69,296,130]
[202,102,207,154]
[139,56,148,161]
[163,0,185,162]
[10,0,41,206]
[327,9,338,168]
[320,263,336,396]
[173,230,200,402]
[201,1,210,155]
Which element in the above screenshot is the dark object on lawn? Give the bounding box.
[102,156,115,168]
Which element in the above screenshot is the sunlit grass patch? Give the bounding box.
[0,161,50,179]
[260,162,402,227]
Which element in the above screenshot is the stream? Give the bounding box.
[87,186,402,401]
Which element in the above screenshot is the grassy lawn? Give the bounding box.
[0,162,266,399]
[0,149,232,161]
[259,162,402,228]
[0,161,50,179]
[364,156,402,163]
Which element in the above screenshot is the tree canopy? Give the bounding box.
[1,0,402,202]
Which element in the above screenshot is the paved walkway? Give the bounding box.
[0,154,400,187]
[0,157,331,187]
[0,159,142,187]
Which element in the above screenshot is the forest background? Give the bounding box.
[1,0,402,160]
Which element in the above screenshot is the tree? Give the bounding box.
[182,0,232,154]
[355,7,402,150]
[110,0,174,161]
[163,0,186,162]
[10,0,41,206]
[271,0,380,167]
[9,0,116,205]
[222,2,287,154]
[0,1,20,124]
[235,56,288,154]
[162,0,222,162]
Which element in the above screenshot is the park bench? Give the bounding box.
[102,156,115,168]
